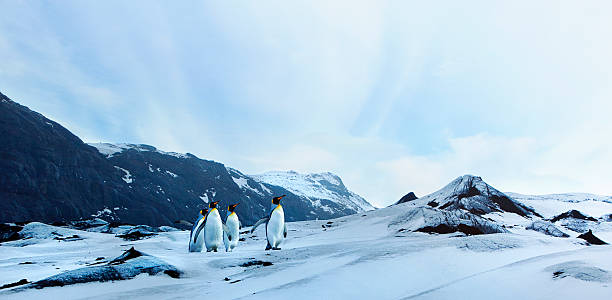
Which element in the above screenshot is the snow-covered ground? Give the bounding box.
[508,192,612,219]
[2,204,610,299]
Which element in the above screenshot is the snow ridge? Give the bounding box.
[88,143,190,159]
[250,170,374,212]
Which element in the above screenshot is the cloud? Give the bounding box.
[1,1,612,208]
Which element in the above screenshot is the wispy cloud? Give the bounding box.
[1,1,611,206]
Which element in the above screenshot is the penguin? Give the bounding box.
[204,201,224,252]
[188,208,208,252]
[223,203,240,252]
[251,195,287,250]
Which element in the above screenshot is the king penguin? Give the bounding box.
[204,201,224,252]
[251,195,287,250]
[188,208,208,252]
[223,203,240,252]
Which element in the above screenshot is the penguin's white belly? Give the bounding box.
[204,210,223,251]
[267,207,285,248]
[224,213,240,252]
[189,217,206,252]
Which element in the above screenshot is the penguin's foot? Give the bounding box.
[272,247,281,250]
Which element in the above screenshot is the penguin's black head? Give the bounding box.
[209,201,219,209]
[199,208,209,216]
[272,195,286,205]
[228,203,239,212]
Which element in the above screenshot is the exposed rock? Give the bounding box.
[0,279,29,290]
[389,207,508,235]
[577,230,608,245]
[240,260,273,267]
[16,247,181,290]
[411,175,539,217]
[116,226,158,241]
[0,223,22,243]
[550,210,597,222]
[526,221,569,237]
[394,192,418,205]
[546,261,610,282]
[18,222,84,241]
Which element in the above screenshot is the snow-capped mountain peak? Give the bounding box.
[409,175,538,217]
[88,143,191,159]
[250,170,375,212]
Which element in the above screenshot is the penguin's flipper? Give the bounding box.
[283,223,287,238]
[250,217,269,234]
[222,224,232,241]
[193,221,206,244]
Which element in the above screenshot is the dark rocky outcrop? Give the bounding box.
[389,207,508,235]
[26,247,180,289]
[577,230,608,245]
[550,210,598,223]
[413,175,540,217]
[0,223,23,243]
[394,192,418,205]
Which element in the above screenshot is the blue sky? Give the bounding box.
[2,1,612,207]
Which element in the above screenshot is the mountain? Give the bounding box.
[399,175,539,217]
[0,92,372,226]
[393,192,418,205]
[250,171,375,213]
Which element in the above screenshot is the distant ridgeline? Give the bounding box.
[0,92,373,226]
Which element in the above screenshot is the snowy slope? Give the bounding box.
[406,175,537,217]
[250,171,375,212]
[508,192,612,219]
[1,201,611,299]
[88,143,190,159]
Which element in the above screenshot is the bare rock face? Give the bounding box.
[550,210,597,222]
[577,230,608,245]
[393,192,418,205]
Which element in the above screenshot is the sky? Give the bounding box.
[1,1,612,207]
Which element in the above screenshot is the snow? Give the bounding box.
[507,192,612,219]
[114,166,133,183]
[232,176,264,196]
[165,170,178,178]
[2,199,611,299]
[199,194,209,203]
[251,171,374,212]
[88,143,190,159]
